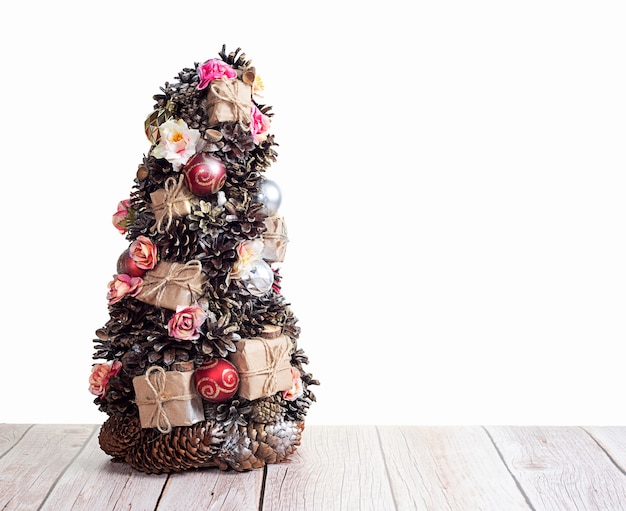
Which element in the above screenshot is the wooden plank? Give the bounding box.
[158,466,263,510]
[0,424,32,457]
[486,426,626,511]
[584,426,626,473]
[38,425,167,511]
[378,426,531,511]
[263,425,396,510]
[0,424,94,511]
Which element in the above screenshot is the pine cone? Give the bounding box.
[222,198,267,241]
[199,309,241,358]
[208,398,252,431]
[156,217,199,262]
[195,233,238,283]
[213,420,304,471]
[218,45,253,70]
[249,395,284,423]
[259,420,304,461]
[283,391,314,422]
[188,199,227,241]
[133,155,173,196]
[99,414,141,459]
[155,68,212,136]
[124,421,225,474]
[126,191,156,241]
[219,122,255,163]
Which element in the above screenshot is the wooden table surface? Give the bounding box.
[1,424,626,510]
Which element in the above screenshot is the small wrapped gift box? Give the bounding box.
[229,333,293,401]
[133,366,205,433]
[150,175,197,233]
[206,78,252,126]
[136,260,205,311]
[261,216,288,263]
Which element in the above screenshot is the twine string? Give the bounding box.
[135,366,197,434]
[153,175,192,233]
[240,337,290,396]
[140,260,203,308]
[207,79,250,125]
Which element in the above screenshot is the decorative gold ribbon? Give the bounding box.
[239,336,291,396]
[135,366,197,434]
[207,78,250,125]
[139,260,204,309]
[151,175,194,233]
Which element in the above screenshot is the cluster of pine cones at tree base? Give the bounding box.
[89,46,318,474]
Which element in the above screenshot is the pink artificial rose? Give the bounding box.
[112,199,132,234]
[129,235,158,270]
[249,104,271,144]
[89,360,122,397]
[196,58,237,90]
[167,304,207,341]
[151,119,201,171]
[107,274,143,305]
[282,367,303,401]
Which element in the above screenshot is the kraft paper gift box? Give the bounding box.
[150,175,196,233]
[136,260,205,311]
[229,334,293,401]
[261,215,288,263]
[133,366,204,432]
[206,77,252,126]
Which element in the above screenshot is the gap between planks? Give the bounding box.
[2,425,626,510]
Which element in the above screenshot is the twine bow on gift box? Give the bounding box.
[134,366,199,434]
[206,79,251,126]
[150,175,195,233]
[138,260,204,310]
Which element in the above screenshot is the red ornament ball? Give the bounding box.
[182,153,227,196]
[116,249,145,277]
[194,358,239,403]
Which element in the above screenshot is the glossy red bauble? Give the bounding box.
[182,153,227,196]
[116,249,146,277]
[194,358,239,403]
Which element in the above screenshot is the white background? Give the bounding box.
[0,0,624,425]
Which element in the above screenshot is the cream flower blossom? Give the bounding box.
[151,119,200,171]
[230,239,264,279]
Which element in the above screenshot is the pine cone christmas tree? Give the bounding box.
[90,45,317,473]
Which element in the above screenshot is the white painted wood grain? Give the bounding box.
[378,426,531,511]
[0,424,31,457]
[158,466,263,510]
[263,425,396,511]
[486,426,626,511]
[3,424,626,510]
[38,428,167,511]
[0,424,94,511]
[584,426,626,473]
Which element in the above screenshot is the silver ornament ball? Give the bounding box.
[258,179,282,216]
[241,260,274,296]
